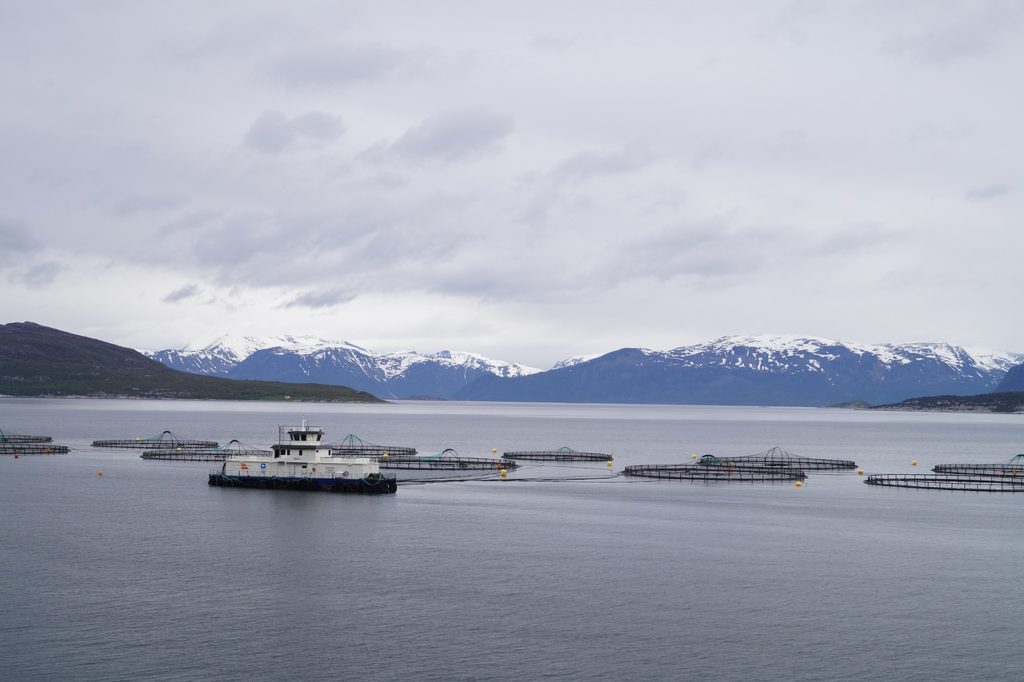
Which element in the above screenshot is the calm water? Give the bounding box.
[2,398,1023,681]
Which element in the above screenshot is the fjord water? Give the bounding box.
[2,398,1023,681]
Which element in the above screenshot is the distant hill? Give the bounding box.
[871,391,1024,414]
[0,322,381,402]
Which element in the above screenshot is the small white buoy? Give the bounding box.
[500,468,508,478]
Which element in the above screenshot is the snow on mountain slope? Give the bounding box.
[149,334,540,395]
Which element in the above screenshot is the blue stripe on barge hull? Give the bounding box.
[208,473,397,494]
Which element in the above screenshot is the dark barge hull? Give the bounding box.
[208,473,397,494]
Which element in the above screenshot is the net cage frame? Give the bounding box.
[0,430,52,443]
[502,446,613,462]
[711,446,857,471]
[328,434,417,458]
[865,473,1024,492]
[379,447,518,471]
[142,439,271,461]
[623,463,806,482]
[92,430,218,449]
[932,454,1024,477]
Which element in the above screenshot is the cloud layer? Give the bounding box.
[1,1,1022,366]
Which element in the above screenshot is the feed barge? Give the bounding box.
[329,433,416,458]
[93,430,218,450]
[379,449,517,481]
[503,447,612,463]
[143,440,271,462]
[209,422,396,494]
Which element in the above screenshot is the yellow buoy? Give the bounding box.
[857,468,864,476]
[606,460,614,468]
[491,448,497,454]
[97,471,104,477]
[500,468,508,478]
[380,453,388,460]
[795,480,803,488]
[911,460,918,466]
[690,453,698,460]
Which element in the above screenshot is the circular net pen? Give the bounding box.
[932,454,1024,477]
[0,430,53,443]
[717,446,857,471]
[142,440,272,462]
[624,463,806,483]
[328,434,417,458]
[503,447,612,462]
[379,448,518,471]
[865,473,1024,492]
[92,430,219,449]
[1,442,69,455]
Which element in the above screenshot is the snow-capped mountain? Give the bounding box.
[144,334,348,376]
[456,335,1024,406]
[147,334,540,399]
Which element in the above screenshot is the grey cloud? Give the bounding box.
[270,43,415,87]
[385,109,514,162]
[13,261,65,289]
[111,193,185,217]
[160,209,223,235]
[882,5,1023,64]
[966,184,1010,201]
[164,284,200,303]
[284,288,356,309]
[0,218,41,254]
[552,145,656,183]
[244,110,344,153]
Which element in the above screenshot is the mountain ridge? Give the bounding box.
[144,332,1024,406]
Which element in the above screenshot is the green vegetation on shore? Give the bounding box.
[0,322,382,403]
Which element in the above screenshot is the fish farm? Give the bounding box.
[379,448,518,471]
[714,446,857,471]
[328,434,417,458]
[142,440,271,462]
[0,430,53,443]
[503,446,613,462]
[623,463,806,483]
[864,473,1024,492]
[932,454,1024,477]
[92,430,219,449]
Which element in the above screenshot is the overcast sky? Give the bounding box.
[1,1,1022,367]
